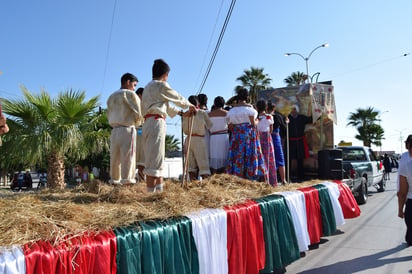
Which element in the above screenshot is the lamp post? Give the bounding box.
[395,129,407,154]
[285,43,329,83]
[377,110,388,153]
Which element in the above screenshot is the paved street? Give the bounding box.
[285,172,412,273]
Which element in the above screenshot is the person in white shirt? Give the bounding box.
[398,135,412,192]
[141,59,196,192]
[107,73,143,185]
[226,88,267,182]
[182,95,213,180]
[208,96,229,174]
[256,99,277,186]
[397,134,412,246]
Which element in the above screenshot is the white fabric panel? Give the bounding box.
[187,208,228,274]
[321,181,346,226]
[0,246,26,274]
[279,191,311,252]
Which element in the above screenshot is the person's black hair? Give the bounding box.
[136,87,144,96]
[121,73,138,85]
[188,95,199,106]
[267,101,275,112]
[236,88,249,101]
[213,96,225,108]
[198,94,208,106]
[152,59,170,78]
[256,100,267,113]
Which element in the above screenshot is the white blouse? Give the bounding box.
[227,106,257,125]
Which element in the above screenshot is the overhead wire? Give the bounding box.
[100,0,118,93]
[196,0,237,95]
[324,52,410,80]
[193,0,225,92]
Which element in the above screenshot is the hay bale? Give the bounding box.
[0,174,321,247]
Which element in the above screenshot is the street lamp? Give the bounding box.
[377,110,389,153]
[395,129,407,154]
[285,43,329,83]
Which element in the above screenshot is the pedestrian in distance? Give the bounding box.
[383,153,392,180]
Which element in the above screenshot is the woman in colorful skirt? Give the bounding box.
[256,100,277,186]
[267,102,288,184]
[226,88,267,182]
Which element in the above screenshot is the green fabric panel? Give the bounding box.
[114,226,142,274]
[140,220,163,274]
[172,217,199,273]
[138,218,199,274]
[255,195,300,272]
[313,184,337,236]
[255,196,279,272]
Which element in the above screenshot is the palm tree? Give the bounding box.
[235,67,272,104]
[165,134,180,157]
[284,71,307,86]
[346,107,384,147]
[0,86,105,189]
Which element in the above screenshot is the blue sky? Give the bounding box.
[1,1,411,153]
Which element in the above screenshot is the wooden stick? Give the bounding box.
[181,114,195,188]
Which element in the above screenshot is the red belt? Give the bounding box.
[290,136,310,159]
[144,114,165,120]
[191,134,204,137]
[211,130,228,135]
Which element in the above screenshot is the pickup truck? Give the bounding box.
[338,146,385,204]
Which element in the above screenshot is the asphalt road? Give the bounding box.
[285,172,412,274]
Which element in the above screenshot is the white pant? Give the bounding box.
[110,126,136,184]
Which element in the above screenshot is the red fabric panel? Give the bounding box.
[23,230,117,274]
[298,186,323,244]
[225,200,265,274]
[333,180,361,218]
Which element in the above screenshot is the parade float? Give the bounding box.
[0,174,360,274]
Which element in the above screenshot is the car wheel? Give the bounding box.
[377,176,385,193]
[356,177,368,205]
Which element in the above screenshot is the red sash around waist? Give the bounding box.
[290,136,310,158]
[144,114,165,120]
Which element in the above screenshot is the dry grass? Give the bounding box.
[0,174,322,247]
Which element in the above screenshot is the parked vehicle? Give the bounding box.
[338,146,385,197]
[342,162,368,204]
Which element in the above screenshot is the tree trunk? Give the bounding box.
[47,152,66,189]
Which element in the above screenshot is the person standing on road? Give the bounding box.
[107,73,143,185]
[397,134,412,246]
[383,153,392,180]
[398,135,412,192]
[141,59,196,192]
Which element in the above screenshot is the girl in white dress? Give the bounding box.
[208,96,229,174]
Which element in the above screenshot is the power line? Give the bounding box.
[325,52,410,79]
[196,0,237,95]
[100,0,118,93]
[193,0,225,92]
